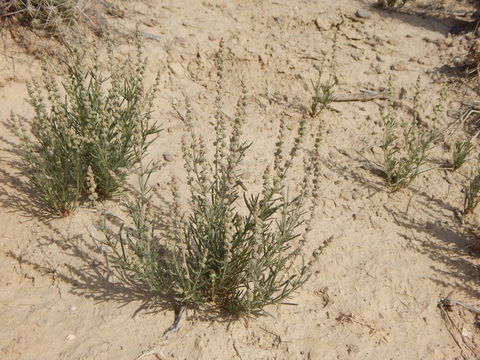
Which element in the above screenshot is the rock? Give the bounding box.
[65,334,76,341]
[315,13,343,31]
[168,63,185,77]
[163,152,175,162]
[315,17,330,31]
[343,29,362,41]
[356,9,372,19]
[69,305,77,312]
[453,56,464,67]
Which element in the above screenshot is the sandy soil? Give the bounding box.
[1,0,480,359]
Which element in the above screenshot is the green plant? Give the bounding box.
[452,139,474,171]
[100,44,326,317]
[381,78,444,190]
[464,165,480,215]
[309,41,338,118]
[11,36,161,215]
[0,0,84,34]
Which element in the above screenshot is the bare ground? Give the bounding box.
[1,0,480,359]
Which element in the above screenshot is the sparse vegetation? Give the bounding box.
[452,138,474,171]
[381,78,444,191]
[377,0,410,8]
[99,44,326,316]
[463,165,480,215]
[11,36,161,216]
[0,0,85,34]
[309,43,338,118]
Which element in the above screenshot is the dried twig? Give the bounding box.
[335,313,388,344]
[331,92,388,102]
[135,350,166,360]
[163,305,187,338]
[438,293,479,359]
[262,90,387,114]
[439,296,480,316]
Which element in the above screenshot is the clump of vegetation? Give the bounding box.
[463,164,480,215]
[377,0,410,8]
[11,36,161,216]
[309,39,338,118]
[452,138,474,171]
[381,78,445,191]
[100,43,327,317]
[0,0,85,34]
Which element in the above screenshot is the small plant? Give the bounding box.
[463,165,480,215]
[377,0,410,8]
[452,139,474,171]
[381,78,444,191]
[11,35,161,215]
[100,43,325,317]
[0,0,84,34]
[309,40,338,118]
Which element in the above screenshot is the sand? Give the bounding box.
[1,0,479,359]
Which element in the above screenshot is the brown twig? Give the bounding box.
[135,350,166,360]
[331,92,388,102]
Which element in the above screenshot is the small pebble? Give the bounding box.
[65,334,76,341]
[142,32,161,42]
[163,152,175,162]
[69,305,77,312]
[356,9,372,19]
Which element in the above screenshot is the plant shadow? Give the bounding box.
[365,2,475,35]
[387,199,480,299]
[5,190,238,324]
[347,145,480,299]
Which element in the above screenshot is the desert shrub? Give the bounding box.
[100,44,326,316]
[381,78,444,191]
[11,36,161,216]
[0,0,84,34]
